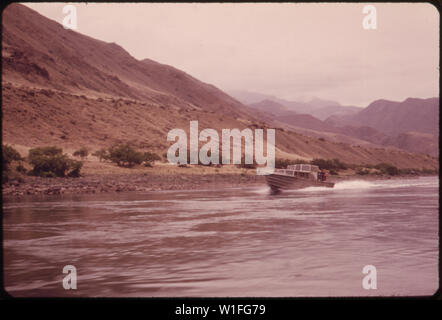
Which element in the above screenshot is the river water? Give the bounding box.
[2,176,439,297]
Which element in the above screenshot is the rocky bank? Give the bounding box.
[2,173,266,197]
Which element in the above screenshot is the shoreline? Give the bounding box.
[1,172,265,197]
[2,171,437,198]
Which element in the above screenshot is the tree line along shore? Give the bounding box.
[2,144,438,197]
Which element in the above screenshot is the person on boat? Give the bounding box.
[318,171,323,181]
[322,170,328,181]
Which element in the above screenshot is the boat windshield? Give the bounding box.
[286,164,319,172]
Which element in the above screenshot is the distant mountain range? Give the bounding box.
[1,4,438,169]
[326,97,439,136]
[230,90,361,120]
[242,94,439,156]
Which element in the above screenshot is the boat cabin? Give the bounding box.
[274,164,321,180]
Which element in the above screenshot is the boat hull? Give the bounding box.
[265,173,334,191]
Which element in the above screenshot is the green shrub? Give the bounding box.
[142,152,161,167]
[73,147,89,159]
[2,145,22,171]
[143,151,161,163]
[421,168,438,175]
[3,170,24,183]
[311,158,331,170]
[28,146,82,177]
[274,158,310,169]
[29,146,62,158]
[16,164,27,174]
[275,158,294,169]
[311,158,348,171]
[67,159,83,177]
[107,144,145,167]
[374,163,399,176]
[345,163,358,170]
[386,166,399,175]
[331,158,348,170]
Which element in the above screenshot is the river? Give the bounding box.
[2,176,439,297]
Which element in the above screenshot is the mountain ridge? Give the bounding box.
[328,97,439,136]
[247,97,439,156]
[2,3,249,118]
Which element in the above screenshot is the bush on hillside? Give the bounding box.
[311,158,348,171]
[143,151,161,167]
[374,163,399,176]
[16,164,27,174]
[107,144,144,167]
[420,168,438,175]
[3,145,22,171]
[274,158,310,169]
[27,146,83,177]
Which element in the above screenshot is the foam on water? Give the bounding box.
[294,180,377,193]
[297,177,437,193]
[296,186,331,192]
[163,177,436,197]
[251,186,273,195]
[333,180,378,190]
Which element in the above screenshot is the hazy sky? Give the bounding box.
[24,3,439,106]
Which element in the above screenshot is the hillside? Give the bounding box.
[2,4,248,118]
[248,99,289,116]
[274,113,337,133]
[1,4,438,171]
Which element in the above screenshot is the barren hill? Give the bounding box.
[1,4,438,170]
[2,3,247,117]
[248,99,289,116]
